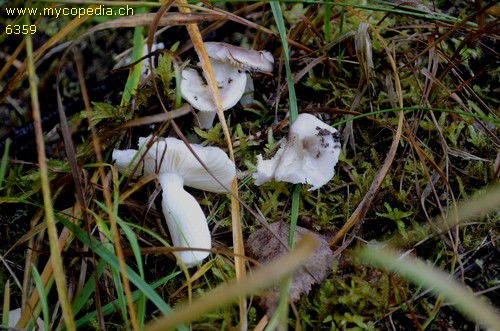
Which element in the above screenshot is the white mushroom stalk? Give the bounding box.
[113,136,235,267]
[181,42,274,129]
[253,113,341,191]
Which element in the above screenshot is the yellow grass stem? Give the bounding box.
[175,0,247,328]
[23,24,75,331]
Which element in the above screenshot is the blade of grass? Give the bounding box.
[16,227,69,328]
[120,3,146,106]
[74,272,181,329]
[2,280,10,326]
[57,215,189,331]
[144,234,318,331]
[70,260,106,318]
[23,12,75,331]
[270,1,298,123]
[269,4,301,326]
[357,247,500,330]
[90,209,129,326]
[31,265,50,331]
[324,2,331,45]
[100,200,147,327]
[0,138,10,190]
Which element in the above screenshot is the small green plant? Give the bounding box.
[376,202,414,239]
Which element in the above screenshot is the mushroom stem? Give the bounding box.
[158,172,211,267]
[194,110,218,129]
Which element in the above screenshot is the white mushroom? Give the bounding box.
[204,42,274,73]
[7,308,45,330]
[253,113,341,191]
[182,59,247,128]
[113,136,235,267]
[181,42,274,128]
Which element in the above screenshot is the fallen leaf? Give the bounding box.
[246,221,335,314]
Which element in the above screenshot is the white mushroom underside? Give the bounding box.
[112,136,236,267]
[113,136,235,192]
[159,172,211,267]
[180,59,247,113]
[204,42,274,72]
[253,114,341,191]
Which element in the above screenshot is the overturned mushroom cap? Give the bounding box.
[204,42,274,73]
[253,113,341,190]
[113,136,235,267]
[113,136,235,192]
[181,59,247,113]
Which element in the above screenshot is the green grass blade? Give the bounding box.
[270,1,298,123]
[324,2,331,45]
[90,210,129,325]
[357,247,500,330]
[71,259,106,317]
[74,272,181,328]
[111,261,129,326]
[57,216,189,331]
[121,27,144,106]
[104,201,147,328]
[31,265,50,331]
[0,138,10,191]
[289,184,301,248]
[2,280,10,326]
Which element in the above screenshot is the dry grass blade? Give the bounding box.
[144,234,318,331]
[119,104,192,128]
[90,12,226,29]
[175,0,247,328]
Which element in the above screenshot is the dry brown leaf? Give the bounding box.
[246,221,335,315]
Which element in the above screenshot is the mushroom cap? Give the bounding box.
[253,113,341,190]
[113,136,235,193]
[180,59,247,112]
[204,42,274,73]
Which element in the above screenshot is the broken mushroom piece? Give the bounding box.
[253,113,341,191]
[113,136,235,267]
[181,42,274,129]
